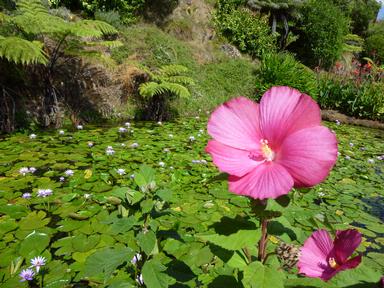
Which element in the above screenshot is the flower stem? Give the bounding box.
[258,218,269,262]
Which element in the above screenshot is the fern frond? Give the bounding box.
[165,75,194,85]
[139,82,165,98]
[13,13,69,35]
[161,82,191,98]
[86,40,123,48]
[72,20,118,38]
[17,0,49,15]
[0,12,10,23]
[0,36,47,65]
[159,64,189,76]
[139,81,191,99]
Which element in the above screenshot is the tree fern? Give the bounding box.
[136,64,194,121]
[0,36,47,64]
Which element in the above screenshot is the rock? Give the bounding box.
[220,44,241,58]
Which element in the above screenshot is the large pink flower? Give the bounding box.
[206,86,338,199]
[298,229,362,281]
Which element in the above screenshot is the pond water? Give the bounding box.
[0,118,383,287]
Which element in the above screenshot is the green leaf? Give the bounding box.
[242,261,284,288]
[84,247,134,282]
[19,231,50,258]
[19,211,50,230]
[142,258,174,288]
[156,189,173,202]
[136,230,157,256]
[197,230,261,250]
[72,234,100,252]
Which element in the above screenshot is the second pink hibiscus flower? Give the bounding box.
[206,86,338,200]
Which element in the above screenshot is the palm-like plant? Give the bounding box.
[137,65,194,121]
[0,0,120,132]
[247,0,303,48]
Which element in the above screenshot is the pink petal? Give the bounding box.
[228,162,293,199]
[277,126,338,187]
[259,86,321,146]
[338,255,362,272]
[334,229,362,264]
[320,255,362,281]
[207,97,261,151]
[206,140,263,177]
[298,230,334,280]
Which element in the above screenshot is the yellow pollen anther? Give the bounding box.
[328,258,339,269]
[260,139,275,161]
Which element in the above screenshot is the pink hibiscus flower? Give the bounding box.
[298,229,362,281]
[206,86,338,199]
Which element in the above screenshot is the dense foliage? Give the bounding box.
[331,0,380,36]
[364,21,384,65]
[0,0,118,132]
[255,52,318,100]
[318,72,384,121]
[291,0,349,69]
[0,118,383,287]
[214,1,276,57]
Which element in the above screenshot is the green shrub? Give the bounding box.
[291,0,349,69]
[255,52,318,100]
[58,0,145,24]
[318,73,384,121]
[364,22,384,65]
[214,6,276,57]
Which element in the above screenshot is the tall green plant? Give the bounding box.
[255,52,318,100]
[290,0,349,69]
[136,65,194,121]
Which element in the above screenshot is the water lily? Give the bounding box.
[116,168,126,175]
[30,256,46,273]
[106,146,115,155]
[206,86,338,199]
[131,253,142,265]
[136,273,144,285]
[22,193,32,199]
[130,142,139,148]
[298,229,362,281]
[37,189,53,197]
[19,167,29,176]
[64,169,74,177]
[19,268,35,282]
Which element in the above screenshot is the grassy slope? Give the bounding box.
[111,1,259,116]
